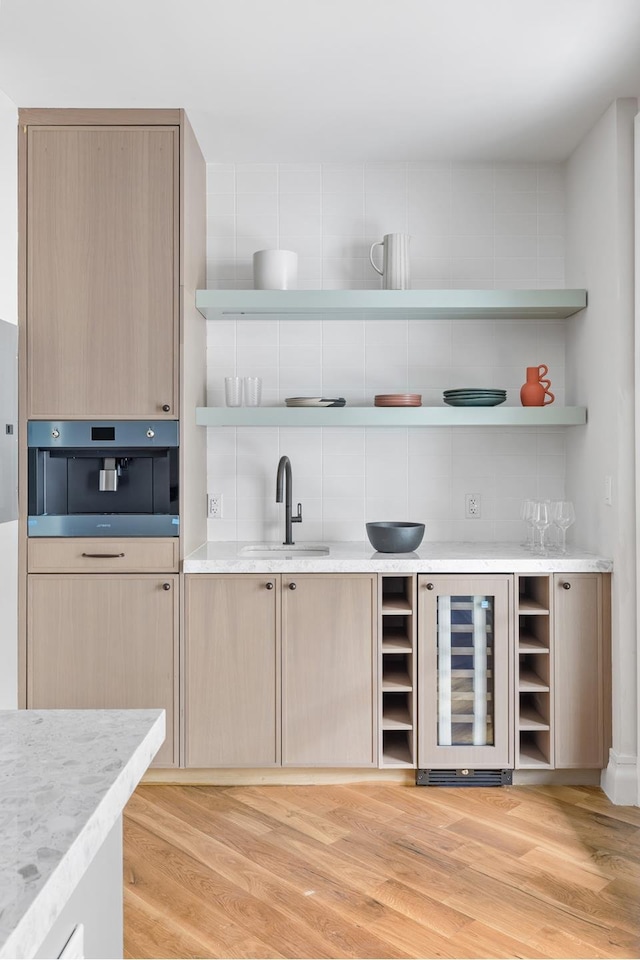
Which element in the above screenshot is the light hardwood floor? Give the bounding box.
[123,783,640,959]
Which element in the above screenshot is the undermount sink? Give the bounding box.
[240,543,330,558]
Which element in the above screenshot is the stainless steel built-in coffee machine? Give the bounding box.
[27,421,179,537]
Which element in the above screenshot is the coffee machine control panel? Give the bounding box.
[28,421,179,448]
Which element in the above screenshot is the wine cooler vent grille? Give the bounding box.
[416,768,513,787]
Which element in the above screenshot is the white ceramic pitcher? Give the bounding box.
[369,233,410,289]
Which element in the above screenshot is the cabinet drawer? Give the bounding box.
[28,538,179,573]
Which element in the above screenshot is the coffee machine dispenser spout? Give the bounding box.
[99,457,118,492]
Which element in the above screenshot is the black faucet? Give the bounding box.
[276,455,302,545]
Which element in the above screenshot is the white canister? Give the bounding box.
[253,249,298,290]
[369,233,410,289]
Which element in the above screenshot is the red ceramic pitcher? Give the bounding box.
[520,364,555,406]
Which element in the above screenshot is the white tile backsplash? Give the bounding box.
[204,159,567,543]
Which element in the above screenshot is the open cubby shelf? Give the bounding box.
[518,633,549,653]
[518,732,553,768]
[518,669,550,692]
[516,575,553,768]
[379,575,417,768]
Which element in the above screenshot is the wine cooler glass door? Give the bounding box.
[437,594,494,748]
[418,576,512,769]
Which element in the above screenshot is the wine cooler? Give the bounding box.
[417,575,513,771]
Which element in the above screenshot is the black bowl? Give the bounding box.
[366,521,425,553]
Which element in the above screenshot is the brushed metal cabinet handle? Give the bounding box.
[561,581,571,590]
[288,582,297,590]
[162,404,171,412]
[265,581,274,590]
[81,552,125,558]
[425,582,435,590]
[162,582,171,591]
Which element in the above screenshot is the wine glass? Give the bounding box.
[553,501,575,555]
[520,499,536,550]
[533,500,551,555]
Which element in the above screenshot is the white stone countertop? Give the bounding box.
[184,540,613,574]
[0,709,165,960]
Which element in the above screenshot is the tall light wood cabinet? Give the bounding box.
[25,123,178,420]
[281,574,377,767]
[27,574,178,766]
[18,110,208,741]
[185,575,280,768]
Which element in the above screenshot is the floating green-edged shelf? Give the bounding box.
[195,288,587,321]
[196,406,587,428]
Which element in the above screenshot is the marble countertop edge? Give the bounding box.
[183,540,613,574]
[0,710,165,960]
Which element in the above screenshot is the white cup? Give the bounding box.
[244,377,262,407]
[224,377,243,407]
[253,249,298,290]
[369,233,410,289]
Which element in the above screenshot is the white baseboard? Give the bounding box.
[601,750,638,805]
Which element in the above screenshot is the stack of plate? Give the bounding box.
[285,397,346,407]
[374,394,422,407]
[443,388,506,407]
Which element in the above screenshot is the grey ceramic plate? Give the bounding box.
[444,397,507,406]
[444,394,506,400]
[444,390,506,396]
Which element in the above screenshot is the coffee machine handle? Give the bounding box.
[369,241,384,276]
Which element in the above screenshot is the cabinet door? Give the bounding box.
[27,574,178,766]
[26,125,178,418]
[185,575,280,767]
[418,575,512,769]
[553,574,606,768]
[281,574,376,767]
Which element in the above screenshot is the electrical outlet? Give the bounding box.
[207,493,223,519]
[465,494,481,519]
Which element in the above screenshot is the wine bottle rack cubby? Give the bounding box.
[379,575,416,767]
[516,574,553,768]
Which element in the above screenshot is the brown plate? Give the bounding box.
[375,394,421,400]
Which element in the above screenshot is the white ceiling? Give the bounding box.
[1,0,640,163]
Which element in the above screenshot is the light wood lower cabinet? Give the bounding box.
[184,575,280,767]
[184,573,377,768]
[553,573,608,768]
[281,574,377,767]
[514,572,609,770]
[27,574,178,766]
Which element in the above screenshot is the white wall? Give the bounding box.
[205,160,569,543]
[0,88,17,709]
[565,98,637,803]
